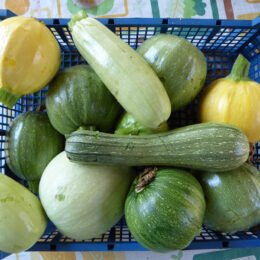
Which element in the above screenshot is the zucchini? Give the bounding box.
[198,163,260,233]
[125,168,205,252]
[137,34,207,111]
[68,11,171,128]
[46,65,120,135]
[65,122,249,172]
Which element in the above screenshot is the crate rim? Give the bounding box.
[0,8,260,258]
[0,8,259,28]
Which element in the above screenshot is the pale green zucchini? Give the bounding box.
[68,11,171,128]
[65,122,249,172]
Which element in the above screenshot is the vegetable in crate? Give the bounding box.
[137,34,207,111]
[46,65,120,135]
[0,16,61,108]
[0,174,47,253]
[68,11,171,129]
[115,112,169,135]
[198,163,260,233]
[66,122,249,172]
[39,151,133,240]
[5,109,64,193]
[125,168,205,252]
[199,54,260,143]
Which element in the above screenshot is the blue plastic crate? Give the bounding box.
[0,10,260,258]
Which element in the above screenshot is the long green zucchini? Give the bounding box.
[68,11,171,128]
[65,123,249,171]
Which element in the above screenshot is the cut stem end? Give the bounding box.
[135,167,157,193]
[68,10,88,32]
[0,88,22,108]
[36,104,46,112]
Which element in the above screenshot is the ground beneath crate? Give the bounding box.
[2,248,260,260]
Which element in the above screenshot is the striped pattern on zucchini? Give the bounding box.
[65,122,249,172]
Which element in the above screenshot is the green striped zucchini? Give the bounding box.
[68,11,171,128]
[65,122,249,172]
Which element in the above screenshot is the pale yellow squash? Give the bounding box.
[199,54,260,143]
[0,16,61,108]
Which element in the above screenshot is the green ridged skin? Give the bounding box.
[0,88,21,109]
[198,163,260,233]
[125,168,205,252]
[5,111,64,190]
[137,34,207,111]
[65,122,249,172]
[46,65,120,135]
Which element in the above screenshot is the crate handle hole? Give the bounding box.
[108,19,114,25]
[162,19,168,25]
[216,20,221,26]
[108,244,114,250]
[50,244,57,251]
[222,241,229,248]
[53,19,60,25]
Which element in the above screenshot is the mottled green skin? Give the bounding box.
[137,34,207,111]
[46,65,120,135]
[125,168,205,252]
[5,111,64,182]
[115,112,168,135]
[66,122,249,172]
[198,163,260,233]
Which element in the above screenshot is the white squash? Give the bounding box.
[39,151,133,240]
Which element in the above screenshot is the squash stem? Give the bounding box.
[247,143,260,164]
[226,54,250,82]
[28,180,40,194]
[0,88,22,108]
[36,104,46,112]
[78,126,96,131]
[115,127,139,135]
[65,126,96,139]
[68,10,88,32]
[135,167,157,193]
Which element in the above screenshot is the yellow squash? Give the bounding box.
[199,54,260,143]
[0,16,61,108]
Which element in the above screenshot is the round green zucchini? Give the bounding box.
[137,34,207,111]
[125,167,205,252]
[46,65,120,135]
[198,163,260,233]
[5,110,64,192]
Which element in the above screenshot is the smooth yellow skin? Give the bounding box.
[199,78,260,143]
[0,16,61,94]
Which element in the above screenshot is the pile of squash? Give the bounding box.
[0,11,260,254]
